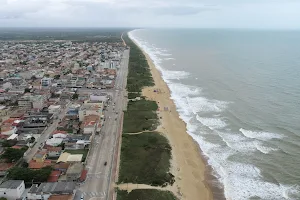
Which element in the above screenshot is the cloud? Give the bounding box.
[154,5,218,16]
[0,0,300,29]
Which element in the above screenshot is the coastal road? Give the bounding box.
[79,49,129,200]
[24,102,71,162]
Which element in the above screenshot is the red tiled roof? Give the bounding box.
[46,146,62,152]
[11,145,23,149]
[0,163,14,171]
[0,134,8,139]
[47,170,61,182]
[54,162,70,170]
[29,160,53,169]
[48,195,73,200]
[3,118,18,125]
[80,169,88,182]
[52,130,67,135]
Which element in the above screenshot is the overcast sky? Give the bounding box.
[0,0,300,29]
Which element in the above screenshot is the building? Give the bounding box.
[0,125,17,136]
[89,93,108,103]
[33,149,47,163]
[18,94,45,110]
[48,194,73,200]
[57,152,83,163]
[79,103,103,122]
[48,105,61,114]
[41,77,52,87]
[29,160,53,170]
[27,182,75,200]
[0,180,25,199]
[47,146,62,158]
[66,163,84,181]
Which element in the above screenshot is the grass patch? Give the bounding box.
[124,34,154,94]
[117,189,177,200]
[119,132,174,187]
[128,92,141,99]
[64,149,89,162]
[123,100,159,133]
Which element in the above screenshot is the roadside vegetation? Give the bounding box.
[8,166,52,183]
[123,34,154,94]
[118,33,175,200]
[0,147,28,162]
[119,132,174,186]
[117,189,177,200]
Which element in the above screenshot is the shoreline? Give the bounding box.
[136,41,214,200]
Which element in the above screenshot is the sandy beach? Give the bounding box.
[139,48,213,200]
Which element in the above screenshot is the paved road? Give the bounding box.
[24,102,71,162]
[79,49,129,200]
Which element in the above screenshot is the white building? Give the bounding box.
[48,105,61,114]
[0,180,25,199]
[18,95,45,109]
[41,77,52,87]
[90,94,108,102]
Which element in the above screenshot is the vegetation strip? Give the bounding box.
[118,33,176,200]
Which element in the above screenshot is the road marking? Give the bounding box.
[82,191,106,198]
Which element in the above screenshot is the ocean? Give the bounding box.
[128,29,300,200]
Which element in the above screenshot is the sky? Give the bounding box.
[0,0,300,29]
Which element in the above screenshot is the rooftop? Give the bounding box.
[0,180,23,189]
[29,182,75,194]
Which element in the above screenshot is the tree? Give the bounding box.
[31,75,37,81]
[1,147,27,162]
[29,137,35,143]
[8,166,52,183]
[1,140,18,147]
[44,74,50,78]
[72,93,79,100]
[0,197,8,200]
[54,74,60,80]
[24,88,31,93]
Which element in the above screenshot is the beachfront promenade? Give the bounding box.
[78,49,129,200]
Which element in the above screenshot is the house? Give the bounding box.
[0,125,17,136]
[0,180,25,199]
[27,182,75,200]
[66,163,84,181]
[52,130,67,139]
[33,149,47,162]
[53,163,70,173]
[46,138,63,147]
[28,160,53,170]
[47,171,61,182]
[78,103,103,122]
[47,146,62,158]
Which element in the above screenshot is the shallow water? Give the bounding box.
[129,29,300,200]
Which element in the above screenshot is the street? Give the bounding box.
[78,49,129,200]
[24,102,71,162]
